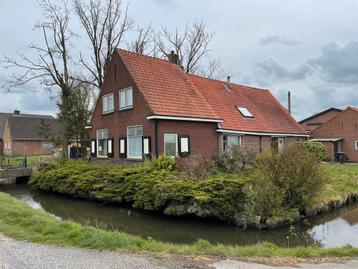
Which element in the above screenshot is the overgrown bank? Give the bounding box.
[0,191,357,257]
[29,143,358,228]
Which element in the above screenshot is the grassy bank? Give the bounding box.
[0,191,357,257]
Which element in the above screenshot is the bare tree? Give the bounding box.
[74,0,133,89]
[197,58,226,80]
[155,21,214,74]
[128,24,153,55]
[2,0,74,159]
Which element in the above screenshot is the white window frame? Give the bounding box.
[164,133,178,157]
[119,87,133,111]
[102,93,114,114]
[127,125,143,159]
[355,141,358,151]
[96,129,108,158]
[223,134,242,152]
[237,106,254,118]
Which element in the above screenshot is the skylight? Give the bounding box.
[237,106,254,118]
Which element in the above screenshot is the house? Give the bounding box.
[89,49,307,161]
[299,107,342,133]
[309,107,358,162]
[1,110,61,156]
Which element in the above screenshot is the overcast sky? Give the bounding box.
[1,0,358,120]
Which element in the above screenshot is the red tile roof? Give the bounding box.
[116,49,305,135]
[117,49,219,120]
[189,74,305,134]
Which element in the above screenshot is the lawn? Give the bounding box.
[0,191,357,258]
[0,155,55,168]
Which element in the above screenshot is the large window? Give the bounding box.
[119,87,133,110]
[102,93,114,114]
[127,125,143,158]
[164,134,178,157]
[96,129,108,157]
[223,135,241,152]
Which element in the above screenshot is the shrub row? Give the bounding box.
[29,160,252,225]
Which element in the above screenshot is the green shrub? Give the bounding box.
[29,160,251,225]
[253,144,327,217]
[214,145,257,173]
[152,156,176,171]
[300,141,328,161]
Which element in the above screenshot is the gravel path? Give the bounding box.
[0,234,357,269]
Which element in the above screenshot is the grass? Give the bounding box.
[0,155,55,168]
[318,163,358,203]
[0,191,357,258]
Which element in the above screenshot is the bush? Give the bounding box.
[176,155,215,179]
[253,144,327,217]
[152,156,176,171]
[29,160,252,225]
[214,145,257,173]
[300,141,328,161]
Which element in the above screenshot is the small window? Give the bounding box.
[237,106,254,118]
[42,141,53,150]
[102,93,114,114]
[355,141,358,151]
[119,87,133,110]
[96,129,108,157]
[164,134,178,157]
[223,135,241,152]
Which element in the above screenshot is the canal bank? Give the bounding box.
[1,183,358,248]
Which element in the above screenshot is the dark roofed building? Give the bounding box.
[1,110,61,156]
[299,107,342,133]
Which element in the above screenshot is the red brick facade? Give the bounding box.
[90,51,306,161]
[300,108,342,133]
[311,107,358,162]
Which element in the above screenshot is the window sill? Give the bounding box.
[119,106,133,112]
[102,111,115,116]
[96,156,108,159]
[126,157,143,161]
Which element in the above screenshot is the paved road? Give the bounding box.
[0,234,357,269]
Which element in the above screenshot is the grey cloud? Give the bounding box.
[256,58,313,81]
[308,40,358,83]
[259,35,299,46]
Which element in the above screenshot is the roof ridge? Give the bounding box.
[187,73,270,92]
[116,48,178,66]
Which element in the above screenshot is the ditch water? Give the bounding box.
[1,183,358,248]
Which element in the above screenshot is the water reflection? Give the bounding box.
[1,183,357,248]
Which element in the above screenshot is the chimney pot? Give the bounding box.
[13,109,20,116]
[168,51,179,65]
[227,75,231,84]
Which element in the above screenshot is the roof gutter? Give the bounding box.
[147,115,223,123]
[217,129,309,137]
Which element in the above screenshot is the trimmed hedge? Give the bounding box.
[29,161,251,225]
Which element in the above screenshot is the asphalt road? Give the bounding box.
[0,234,357,269]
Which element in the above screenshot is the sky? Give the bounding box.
[1,0,358,121]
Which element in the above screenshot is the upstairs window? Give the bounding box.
[102,93,114,114]
[237,106,254,118]
[119,87,133,110]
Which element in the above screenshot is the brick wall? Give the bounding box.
[300,110,341,132]
[12,140,52,156]
[311,108,358,162]
[242,135,298,153]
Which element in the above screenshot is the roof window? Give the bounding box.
[237,106,254,118]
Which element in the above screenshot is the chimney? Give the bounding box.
[288,91,291,114]
[226,75,231,84]
[168,50,179,65]
[13,109,20,116]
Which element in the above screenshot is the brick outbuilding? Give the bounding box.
[89,49,307,161]
[310,107,358,162]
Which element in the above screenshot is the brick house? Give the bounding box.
[89,49,307,161]
[309,107,358,162]
[0,110,61,156]
[299,107,342,133]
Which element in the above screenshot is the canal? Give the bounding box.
[1,183,357,248]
